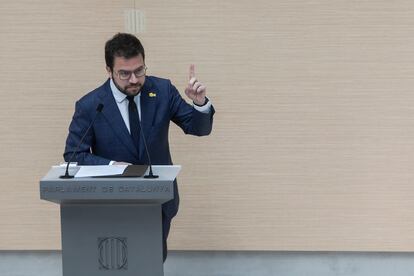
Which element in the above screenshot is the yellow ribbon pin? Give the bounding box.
[149,92,157,97]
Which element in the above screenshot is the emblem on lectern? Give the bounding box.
[98,237,128,270]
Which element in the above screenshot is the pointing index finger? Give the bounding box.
[189,64,195,80]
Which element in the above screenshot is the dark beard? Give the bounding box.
[112,75,142,96]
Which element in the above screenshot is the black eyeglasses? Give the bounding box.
[116,66,147,80]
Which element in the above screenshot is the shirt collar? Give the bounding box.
[109,78,140,103]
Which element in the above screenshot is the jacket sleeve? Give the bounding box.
[63,100,111,165]
[168,82,215,136]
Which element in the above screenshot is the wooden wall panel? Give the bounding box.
[1,0,414,251]
[0,0,133,249]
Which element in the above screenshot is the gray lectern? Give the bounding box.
[40,165,180,276]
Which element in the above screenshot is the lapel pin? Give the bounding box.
[149,92,157,97]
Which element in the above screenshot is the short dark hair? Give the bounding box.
[105,33,145,70]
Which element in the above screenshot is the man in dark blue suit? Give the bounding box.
[63,33,214,261]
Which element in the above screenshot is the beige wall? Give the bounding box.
[1,0,414,251]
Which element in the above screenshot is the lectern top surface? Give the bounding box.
[41,165,181,182]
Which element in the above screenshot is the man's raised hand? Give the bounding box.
[184,64,207,106]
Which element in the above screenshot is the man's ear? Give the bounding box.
[106,66,112,78]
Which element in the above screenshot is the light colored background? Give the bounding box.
[3,251,414,276]
[1,0,414,251]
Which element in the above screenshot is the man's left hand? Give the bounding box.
[185,64,207,106]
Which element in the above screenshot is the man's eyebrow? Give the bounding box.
[133,65,145,71]
[118,66,145,72]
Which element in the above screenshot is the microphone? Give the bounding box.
[60,103,104,179]
[137,110,158,179]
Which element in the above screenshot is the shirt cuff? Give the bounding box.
[193,98,212,114]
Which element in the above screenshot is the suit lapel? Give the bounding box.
[98,80,139,159]
[139,78,157,158]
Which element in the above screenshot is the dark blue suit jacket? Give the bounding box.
[64,76,215,219]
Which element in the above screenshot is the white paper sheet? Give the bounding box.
[74,165,128,178]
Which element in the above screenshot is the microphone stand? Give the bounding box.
[60,104,104,179]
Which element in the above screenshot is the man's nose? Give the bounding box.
[129,73,138,83]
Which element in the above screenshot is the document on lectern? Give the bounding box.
[73,165,149,178]
[75,165,128,178]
